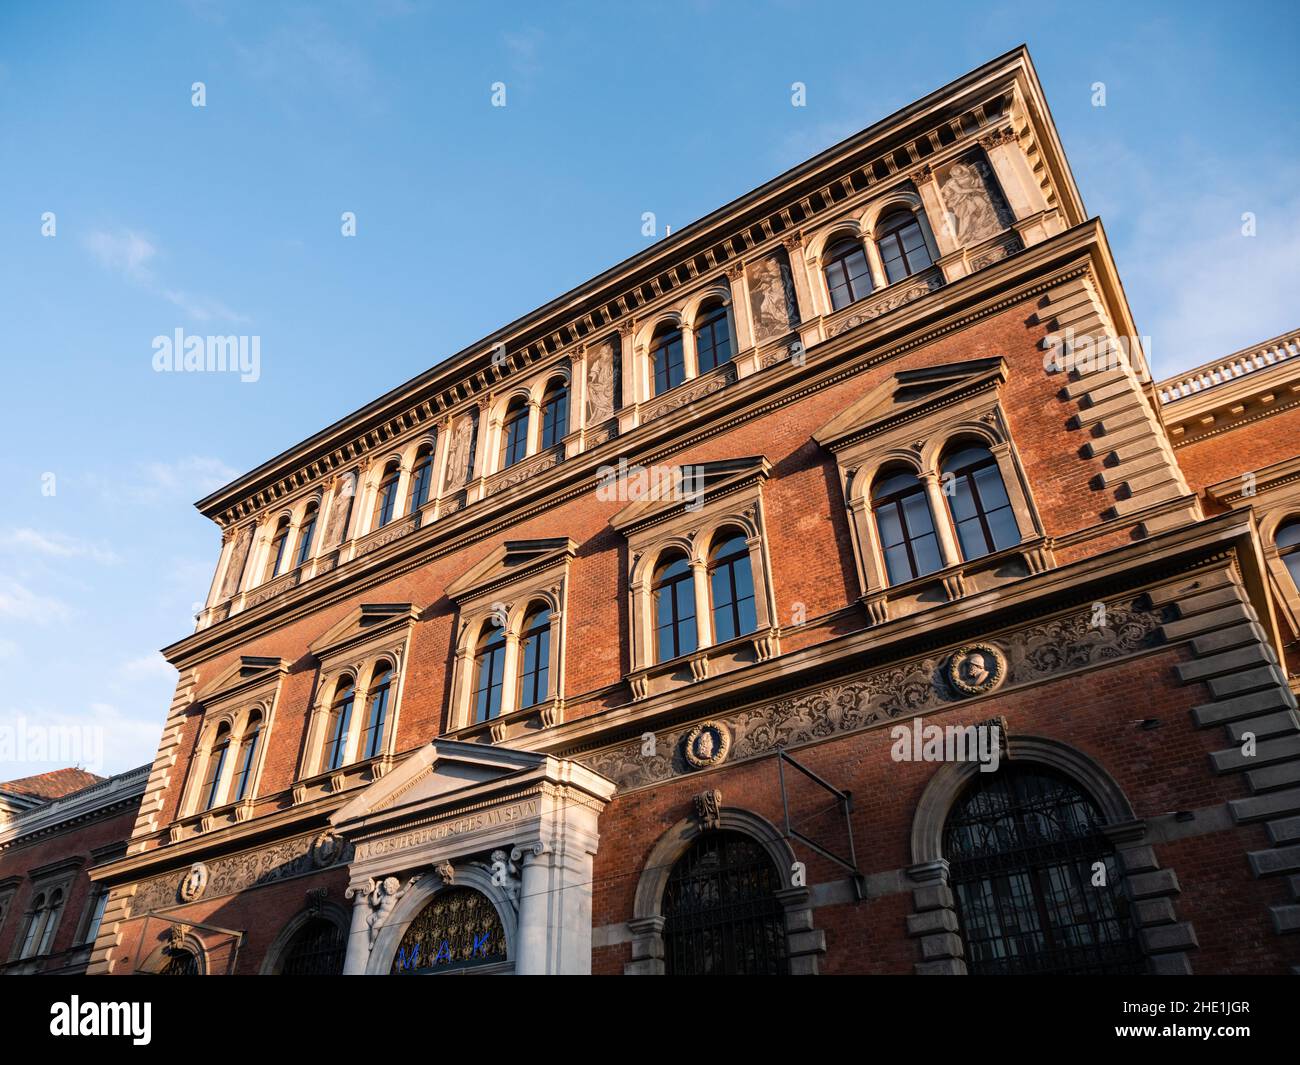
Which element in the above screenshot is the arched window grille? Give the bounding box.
[517,604,551,709]
[280,918,345,976]
[473,622,508,722]
[943,765,1143,976]
[652,552,697,662]
[159,947,200,975]
[708,529,757,642]
[822,237,873,311]
[941,443,1020,560]
[361,661,392,760]
[651,323,686,395]
[693,304,732,374]
[871,467,941,584]
[323,676,355,772]
[876,208,933,283]
[663,831,788,975]
[540,381,569,449]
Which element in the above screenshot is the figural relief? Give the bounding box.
[321,473,357,550]
[939,156,1012,246]
[748,252,799,343]
[218,526,253,599]
[585,340,616,425]
[443,416,474,493]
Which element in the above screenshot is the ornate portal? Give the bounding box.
[391,887,507,974]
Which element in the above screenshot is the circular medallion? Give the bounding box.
[946,644,1007,696]
[311,829,342,869]
[178,861,209,902]
[683,721,731,769]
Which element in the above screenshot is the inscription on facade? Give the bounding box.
[354,799,540,862]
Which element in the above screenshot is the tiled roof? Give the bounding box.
[0,767,106,801]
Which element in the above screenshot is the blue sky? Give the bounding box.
[0,0,1296,780]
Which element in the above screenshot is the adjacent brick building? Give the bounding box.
[19,47,1300,976]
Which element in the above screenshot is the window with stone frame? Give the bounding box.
[11,861,78,963]
[814,357,1045,624]
[444,538,575,742]
[177,656,287,829]
[296,604,421,799]
[612,458,781,700]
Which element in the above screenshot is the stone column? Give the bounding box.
[512,812,603,974]
[922,471,961,567]
[690,560,713,649]
[726,264,754,353]
[341,884,372,975]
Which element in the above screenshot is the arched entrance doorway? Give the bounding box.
[662,830,789,975]
[280,917,346,976]
[943,765,1142,975]
[390,887,508,974]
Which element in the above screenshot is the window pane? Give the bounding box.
[874,504,904,548]
[910,530,942,576]
[901,491,936,539]
[973,462,1012,510]
[986,505,1020,551]
[883,543,914,584]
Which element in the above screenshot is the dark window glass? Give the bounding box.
[876,209,932,283]
[408,446,434,514]
[323,677,355,771]
[500,402,529,468]
[231,714,261,802]
[473,624,507,722]
[694,304,732,374]
[202,724,231,810]
[871,468,941,584]
[944,766,1143,976]
[19,895,45,958]
[1278,519,1300,591]
[280,918,345,976]
[822,239,873,311]
[294,505,318,568]
[653,553,697,662]
[518,605,552,709]
[265,518,291,581]
[663,831,789,975]
[84,889,108,945]
[652,325,687,395]
[708,531,757,643]
[942,445,1020,560]
[540,384,569,449]
[361,664,391,760]
[159,947,199,975]
[372,462,400,529]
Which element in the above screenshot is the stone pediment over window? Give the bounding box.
[444,538,578,605]
[813,356,1008,452]
[194,655,290,706]
[609,457,771,535]
[308,603,423,662]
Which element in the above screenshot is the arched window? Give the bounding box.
[693,303,732,374]
[372,461,401,529]
[264,516,291,581]
[876,208,933,283]
[473,622,508,722]
[518,604,552,709]
[941,444,1020,560]
[500,398,530,469]
[231,711,262,802]
[944,765,1142,976]
[663,831,788,975]
[1277,519,1300,590]
[322,676,355,772]
[408,444,435,514]
[871,467,941,584]
[392,888,507,973]
[36,889,64,956]
[202,723,232,810]
[652,552,697,662]
[83,889,109,946]
[279,917,345,976]
[19,893,47,959]
[708,529,757,642]
[540,381,569,449]
[651,322,686,395]
[294,502,318,568]
[822,237,873,311]
[361,661,392,760]
[159,946,200,975]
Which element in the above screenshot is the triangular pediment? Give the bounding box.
[445,538,577,604]
[329,739,548,825]
[308,603,421,660]
[814,357,1007,451]
[609,456,770,532]
[195,655,289,705]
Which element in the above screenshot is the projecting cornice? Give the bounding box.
[194,45,1083,528]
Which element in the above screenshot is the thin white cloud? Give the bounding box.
[0,528,120,565]
[85,456,239,506]
[0,579,75,625]
[119,653,176,679]
[84,228,249,324]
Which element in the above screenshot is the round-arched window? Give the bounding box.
[279,917,345,976]
[943,765,1142,975]
[392,888,507,974]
